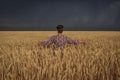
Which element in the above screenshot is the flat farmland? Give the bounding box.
[0,31,120,80]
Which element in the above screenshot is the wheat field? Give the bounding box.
[0,31,120,80]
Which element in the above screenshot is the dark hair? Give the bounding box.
[56,25,64,33]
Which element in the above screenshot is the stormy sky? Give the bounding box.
[0,0,120,30]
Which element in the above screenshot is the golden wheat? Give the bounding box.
[0,31,120,80]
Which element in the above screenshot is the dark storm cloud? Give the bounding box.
[0,0,120,30]
[73,0,120,27]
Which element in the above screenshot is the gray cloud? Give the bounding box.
[96,1,120,26]
[72,0,120,29]
[0,0,120,30]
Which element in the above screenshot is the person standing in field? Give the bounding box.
[38,25,86,48]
